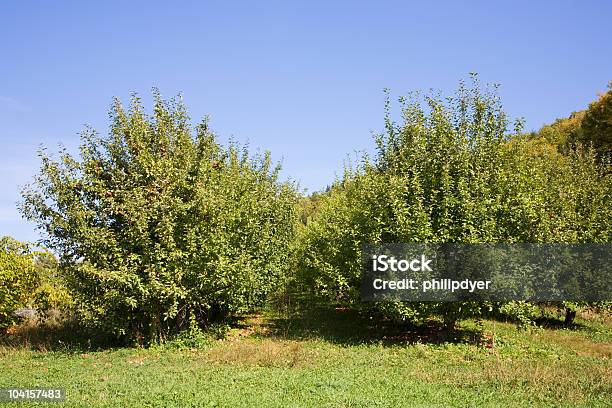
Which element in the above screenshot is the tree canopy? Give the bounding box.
[21,92,297,343]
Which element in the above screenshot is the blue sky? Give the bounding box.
[1,0,611,243]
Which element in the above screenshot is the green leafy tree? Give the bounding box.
[21,91,297,343]
[297,76,611,327]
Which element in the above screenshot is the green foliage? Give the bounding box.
[33,282,73,315]
[534,82,612,161]
[535,111,584,153]
[0,237,39,327]
[297,191,326,226]
[0,236,70,327]
[571,83,612,160]
[161,315,230,350]
[28,250,73,315]
[499,301,541,330]
[297,76,611,325]
[20,91,297,343]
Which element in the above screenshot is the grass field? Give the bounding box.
[0,303,610,407]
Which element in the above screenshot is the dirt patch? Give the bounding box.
[540,331,612,359]
[205,339,312,368]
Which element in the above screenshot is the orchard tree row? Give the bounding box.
[4,77,610,343]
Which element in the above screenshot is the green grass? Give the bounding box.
[0,305,610,407]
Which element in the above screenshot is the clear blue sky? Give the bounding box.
[1,0,611,243]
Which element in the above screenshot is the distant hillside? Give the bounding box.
[534,82,612,161]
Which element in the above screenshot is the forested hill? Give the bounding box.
[533,82,612,160]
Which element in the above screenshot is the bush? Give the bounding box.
[499,301,541,329]
[21,91,297,343]
[0,237,39,328]
[33,282,73,316]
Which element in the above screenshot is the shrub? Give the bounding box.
[0,237,39,327]
[21,91,297,343]
[499,301,541,329]
[33,282,73,316]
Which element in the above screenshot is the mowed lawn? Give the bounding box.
[0,307,610,407]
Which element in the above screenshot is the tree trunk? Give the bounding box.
[564,308,576,326]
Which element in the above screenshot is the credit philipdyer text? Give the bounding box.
[371,254,491,293]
